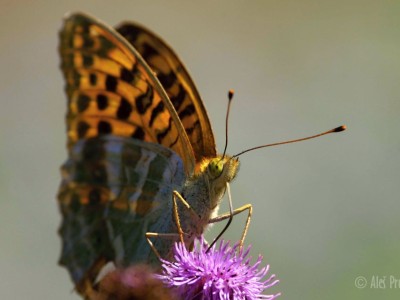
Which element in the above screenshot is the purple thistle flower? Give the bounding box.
[158,237,280,300]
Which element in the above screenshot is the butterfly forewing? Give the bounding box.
[116,23,217,161]
[59,13,195,173]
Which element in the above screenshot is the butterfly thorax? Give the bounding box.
[179,155,240,236]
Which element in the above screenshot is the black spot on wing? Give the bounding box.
[157,71,176,89]
[141,43,159,61]
[98,36,116,57]
[116,25,141,44]
[136,86,153,115]
[131,127,145,140]
[149,101,164,127]
[82,54,94,67]
[178,104,195,120]
[96,94,108,110]
[105,75,118,92]
[77,94,90,112]
[120,68,134,83]
[97,121,112,135]
[89,73,97,85]
[117,98,133,120]
[82,36,94,48]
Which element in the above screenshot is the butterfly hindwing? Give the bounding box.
[58,136,185,287]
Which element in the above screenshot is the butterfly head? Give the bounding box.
[205,156,240,184]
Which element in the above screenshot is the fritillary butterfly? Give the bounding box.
[57,12,251,296]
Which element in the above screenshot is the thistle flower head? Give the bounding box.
[158,237,280,300]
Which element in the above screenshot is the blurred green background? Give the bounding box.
[1,0,399,299]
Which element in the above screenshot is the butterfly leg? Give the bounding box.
[145,232,182,260]
[171,190,201,243]
[208,203,253,249]
[145,191,200,260]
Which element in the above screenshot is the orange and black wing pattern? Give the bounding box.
[60,12,195,173]
[116,22,217,162]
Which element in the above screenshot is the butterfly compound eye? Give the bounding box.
[208,159,224,178]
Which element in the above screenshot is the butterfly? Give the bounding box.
[57,12,252,296]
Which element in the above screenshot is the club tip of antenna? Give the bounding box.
[228,89,234,100]
[333,125,347,132]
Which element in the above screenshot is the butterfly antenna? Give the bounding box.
[234,125,347,157]
[221,90,234,158]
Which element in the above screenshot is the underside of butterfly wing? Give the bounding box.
[116,22,217,161]
[59,12,195,173]
[58,136,185,290]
